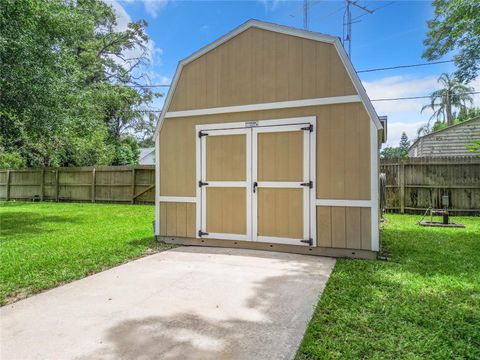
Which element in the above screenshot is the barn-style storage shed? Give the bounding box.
[154,20,384,258]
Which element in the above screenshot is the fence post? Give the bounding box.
[55,169,59,202]
[131,167,136,204]
[6,170,10,201]
[91,167,96,203]
[399,160,405,214]
[40,168,45,201]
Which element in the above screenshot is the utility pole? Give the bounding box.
[342,1,373,57]
[303,0,309,30]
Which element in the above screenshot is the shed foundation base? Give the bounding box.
[157,236,377,259]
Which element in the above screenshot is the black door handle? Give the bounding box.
[253,181,258,193]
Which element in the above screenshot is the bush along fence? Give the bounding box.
[0,165,155,204]
[380,156,480,215]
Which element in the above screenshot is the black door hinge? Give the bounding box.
[198,180,209,187]
[198,230,209,237]
[301,238,313,246]
[198,131,208,138]
[300,181,313,189]
[301,124,313,132]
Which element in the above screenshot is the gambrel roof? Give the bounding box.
[154,19,381,138]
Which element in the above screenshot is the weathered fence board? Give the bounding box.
[0,165,155,204]
[381,156,480,215]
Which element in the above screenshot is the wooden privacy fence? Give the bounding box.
[380,156,480,214]
[0,165,155,204]
[1,158,479,212]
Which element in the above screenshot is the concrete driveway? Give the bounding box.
[1,247,335,360]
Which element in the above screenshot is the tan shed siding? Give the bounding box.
[160,103,371,199]
[316,104,371,200]
[168,27,356,111]
[160,202,196,237]
[157,24,377,252]
[316,206,372,250]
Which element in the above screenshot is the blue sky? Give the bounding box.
[108,0,479,146]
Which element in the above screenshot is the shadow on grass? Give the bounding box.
[0,212,80,239]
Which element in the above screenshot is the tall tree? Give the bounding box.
[423,0,480,83]
[380,132,410,160]
[0,0,158,167]
[399,132,410,154]
[421,73,473,128]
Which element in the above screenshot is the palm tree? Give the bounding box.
[421,73,474,127]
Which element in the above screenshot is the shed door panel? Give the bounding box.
[257,188,303,239]
[206,187,246,234]
[253,125,311,246]
[200,128,251,240]
[257,131,303,181]
[206,134,246,181]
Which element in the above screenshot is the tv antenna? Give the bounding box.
[303,0,310,30]
[343,0,373,57]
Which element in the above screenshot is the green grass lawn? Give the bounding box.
[297,214,480,359]
[1,203,479,357]
[0,201,171,305]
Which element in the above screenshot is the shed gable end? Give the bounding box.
[168,27,357,112]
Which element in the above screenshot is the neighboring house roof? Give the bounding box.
[154,19,382,139]
[409,117,480,157]
[139,147,155,164]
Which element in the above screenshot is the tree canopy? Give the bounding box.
[0,0,159,168]
[423,0,480,83]
[380,132,410,160]
[417,73,475,136]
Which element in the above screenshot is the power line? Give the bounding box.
[313,4,346,22]
[132,59,456,88]
[357,59,455,73]
[127,91,480,114]
[130,84,171,88]
[371,91,480,102]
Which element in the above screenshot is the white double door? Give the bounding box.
[197,120,315,246]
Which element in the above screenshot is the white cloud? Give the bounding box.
[105,0,130,31]
[363,75,480,147]
[104,0,163,65]
[258,0,286,11]
[144,0,168,18]
[159,76,171,85]
[386,120,426,148]
[363,75,438,114]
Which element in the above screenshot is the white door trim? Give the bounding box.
[195,116,317,247]
[196,116,316,131]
